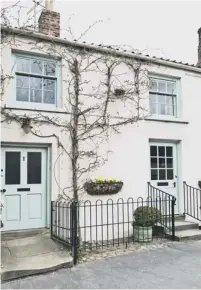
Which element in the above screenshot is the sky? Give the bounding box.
[1,0,201,65]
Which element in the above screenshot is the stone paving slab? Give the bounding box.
[1,230,73,282]
[8,237,61,258]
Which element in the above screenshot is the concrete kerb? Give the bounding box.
[1,259,73,282]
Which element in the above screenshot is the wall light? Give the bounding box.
[21,118,32,134]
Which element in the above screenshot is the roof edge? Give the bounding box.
[2,25,201,74]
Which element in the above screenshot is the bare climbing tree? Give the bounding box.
[1,1,150,203]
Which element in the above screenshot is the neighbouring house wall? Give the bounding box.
[1,33,201,220]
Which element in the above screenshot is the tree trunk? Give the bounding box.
[71,58,79,202]
[71,58,82,246]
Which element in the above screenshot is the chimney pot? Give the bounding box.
[197,27,201,68]
[38,9,60,37]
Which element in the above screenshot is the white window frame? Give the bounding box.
[12,53,61,111]
[149,75,180,119]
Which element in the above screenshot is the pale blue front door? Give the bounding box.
[149,142,179,213]
[1,147,47,231]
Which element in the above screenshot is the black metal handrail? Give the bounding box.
[183,181,201,221]
[147,182,176,240]
[148,182,176,201]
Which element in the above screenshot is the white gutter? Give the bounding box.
[2,25,201,74]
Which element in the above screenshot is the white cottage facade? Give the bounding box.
[1,9,201,232]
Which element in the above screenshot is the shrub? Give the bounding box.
[134,206,161,227]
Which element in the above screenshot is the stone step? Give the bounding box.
[1,232,73,282]
[175,229,201,241]
[167,215,185,222]
[175,214,185,221]
[174,220,199,231]
[1,228,48,241]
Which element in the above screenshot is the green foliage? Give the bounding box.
[134,206,161,227]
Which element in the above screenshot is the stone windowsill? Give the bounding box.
[145,117,189,124]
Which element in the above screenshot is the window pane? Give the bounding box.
[149,94,157,103]
[167,158,173,168]
[167,169,173,180]
[30,77,42,89]
[16,75,29,88]
[158,146,165,156]
[159,169,166,180]
[150,103,157,114]
[166,95,173,105]
[30,90,42,103]
[150,146,157,157]
[151,158,157,168]
[44,62,56,76]
[31,60,43,74]
[5,152,21,184]
[44,90,55,104]
[167,82,175,94]
[166,147,173,157]
[150,79,157,91]
[16,58,30,73]
[27,152,41,184]
[16,88,29,102]
[149,94,157,114]
[43,79,55,91]
[158,95,166,104]
[151,169,158,180]
[167,106,173,116]
[159,158,165,168]
[159,104,166,115]
[158,81,166,93]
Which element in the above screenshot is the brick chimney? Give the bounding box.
[38,9,60,37]
[198,27,201,68]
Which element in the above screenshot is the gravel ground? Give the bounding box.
[2,240,201,289]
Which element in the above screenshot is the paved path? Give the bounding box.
[1,231,72,281]
[3,241,201,289]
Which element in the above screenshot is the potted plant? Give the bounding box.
[84,176,123,195]
[133,206,161,242]
[198,180,201,189]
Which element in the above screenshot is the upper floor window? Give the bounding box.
[149,77,177,116]
[15,55,58,105]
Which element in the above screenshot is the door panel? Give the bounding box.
[1,147,47,231]
[5,194,21,221]
[27,193,42,219]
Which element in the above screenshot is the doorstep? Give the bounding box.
[1,230,73,282]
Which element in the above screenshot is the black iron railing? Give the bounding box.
[147,182,176,240]
[183,181,201,221]
[51,201,78,264]
[51,194,175,264]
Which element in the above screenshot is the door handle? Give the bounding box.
[0,189,6,193]
[173,182,176,188]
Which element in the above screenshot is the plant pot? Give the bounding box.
[198,181,201,189]
[133,225,152,242]
[84,181,123,195]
